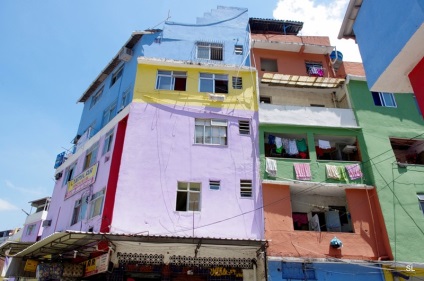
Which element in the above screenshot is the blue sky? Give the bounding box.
[0,0,359,231]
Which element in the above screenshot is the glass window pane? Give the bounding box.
[190,183,201,191]
[176,192,187,211]
[178,182,188,190]
[195,126,204,144]
[157,76,172,90]
[382,92,396,107]
[200,78,214,92]
[200,73,213,78]
[189,193,200,211]
[197,46,209,59]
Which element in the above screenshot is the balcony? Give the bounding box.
[259,103,358,128]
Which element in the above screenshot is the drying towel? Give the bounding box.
[318,139,331,149]
[310,214,321,232]
[345,164,363,180]
[293,163,311,181]
[265,158,277,177]
[337,166,348,183]
[326,164,340,179]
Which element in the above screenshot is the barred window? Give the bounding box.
[240,180,252,198]
[197,42,223,61]
[232,77,242,89]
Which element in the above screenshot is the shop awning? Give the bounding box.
[0,241,33,257]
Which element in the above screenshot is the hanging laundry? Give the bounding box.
[287,139,299,155]
[325,211,342,232]
[275,137,283,154]
[293,163,311,180]
[268,134,275,145]
[315,146,324,157]
[345,164,363,180]
[292,213,308,228]
[318,139,331,149]
[337,166,348,183]
[326,164,340,180]
[282,138,290,153]
[296,138,308,152]
[265,157,277,177]
[310,214,321,232]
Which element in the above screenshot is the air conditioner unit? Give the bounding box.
[118,47,133,62]
[42,220,52,227]
[55,172,63,180]
[208,93,225,101]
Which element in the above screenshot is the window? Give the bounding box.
[102,101,117,127]
[195,119,227,145]
[265,132,309,159]
[121,89,131,110]
[209,180,220,190]
[199,73,228,94]
[305,61,324,77]
[89,189,105,219]
[26,224,36,236]
[260,96,271,104]
[90,87,104,108]
[232,76,242,89]
[83,142,99,171]
[156,70,187,91]
[240,180,252,198]
[196,42,223,61]
[314,135,360,161]
[71,196,88,225]
[372,92,397,107]
[102,129,114,155]
[390,138,424,165]
[239,120,250,135]
[234,45,243,55]
[176,182,201,211]
[418,194,424,215]
[260,58,278,72]
[110,65,123,87]
[63,162,77,186]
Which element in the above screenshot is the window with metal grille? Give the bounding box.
[209,180,221,190]
[196,42,223,61]
[199,73,228,93]
[176,182,201,211]
[232,76,242,89]
[234,45,243,55]
[240,180,252,198]
[239,120,250,135]
[305,61,324,77]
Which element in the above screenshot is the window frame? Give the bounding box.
[195,118,228,145]
[176,182,201,212]
[63,162,77,186]
[83,142,99,171]
[372,92,397,108]
[26,224,36,236]
[71,195,89,225]
[89,189,105,219]
[90,86,104,109]
[110,65,124,87]
[199,73,228,94]
[121,88,131,110]
[196,42,223,61]
[232,76,242,89]
[155,70,187,91]
[234,45,243,55]
[209,180,221,191]
[102,129,114,155]
[102,100,117,127]
[239,120,250,135]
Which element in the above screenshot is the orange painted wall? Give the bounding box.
[252,49,335,79]
[262,183,391,260]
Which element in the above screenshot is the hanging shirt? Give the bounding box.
[296,138,308,152]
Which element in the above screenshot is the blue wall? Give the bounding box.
[268,260,385,281]
[76,6,250,139]
[354,0,424,89]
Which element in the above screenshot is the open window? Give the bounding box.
[305,61,324,77]
[264,132,309,159]
[314,135,361,161]
[390,138,424,165]
[290,186,353,233]
[260,58,278,72]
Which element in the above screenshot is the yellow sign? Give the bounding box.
[83,252,109,277]
[24,259,38,272]
[65,163,98,199]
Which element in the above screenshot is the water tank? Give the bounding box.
[330,50,343,72]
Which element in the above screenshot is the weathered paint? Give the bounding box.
[262,183,390,260]
[347,78,424,262]
[267,260,385,281]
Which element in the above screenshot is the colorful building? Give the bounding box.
[251,18,391,280]
[339,0,424,116]
[0,6,266,281]
[345,71,424,279]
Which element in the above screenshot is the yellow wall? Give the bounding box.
[383,265,424,281]
[133,63,258,112]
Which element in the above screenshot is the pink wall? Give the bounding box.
[252,48,335,79]
[263,183,391,260]
[110,103,263,239]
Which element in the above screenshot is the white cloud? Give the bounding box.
[4,179,45,196]
[0,198,18,211]
[273,0,362,62]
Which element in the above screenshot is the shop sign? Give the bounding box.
[65,163,98,199]
[210,267,243,277]
[83,252,109,277]
[24,259,38,272]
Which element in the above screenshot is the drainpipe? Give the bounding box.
[332,91,338,108]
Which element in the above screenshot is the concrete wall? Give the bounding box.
[347,78,424,262]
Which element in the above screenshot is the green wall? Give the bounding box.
[347,79,424,263]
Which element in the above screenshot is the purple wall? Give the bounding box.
[111,103,263,239]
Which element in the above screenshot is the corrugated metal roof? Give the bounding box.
[249,18,303,35]
[261,73,345,88]
[0,241,33,257]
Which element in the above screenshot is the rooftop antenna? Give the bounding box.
[150,10,171,30]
